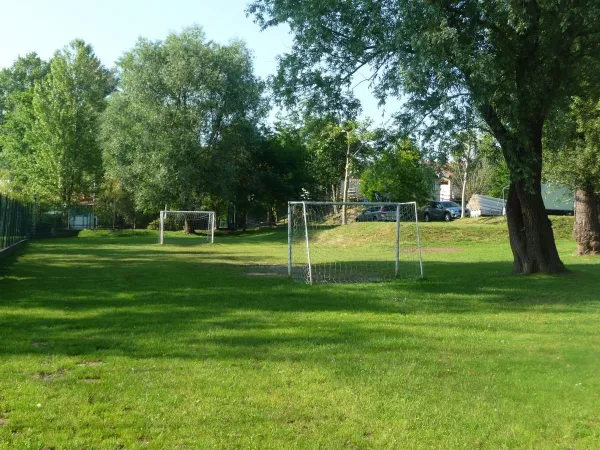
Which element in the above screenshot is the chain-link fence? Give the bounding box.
[35,203,69,236]
[0,194,33,250]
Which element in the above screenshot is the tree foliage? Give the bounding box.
[545,98,600,191]
[0,53,49,199]
[231,124,311,226]
[360,138,432,204]
[444,130,505,211]
[299,116,372,201]
[102,26,266,213]
[1,42,113,205]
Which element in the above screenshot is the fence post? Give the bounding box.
[287,203,292,277]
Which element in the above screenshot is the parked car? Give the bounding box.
[423,201,470,222]
[356,204,398,222]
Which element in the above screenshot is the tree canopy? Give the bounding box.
[1,41,113,205]
[545,98,600,192]
[102,26,266,213]
[360,138,432,204]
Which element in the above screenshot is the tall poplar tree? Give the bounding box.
[3,41,114,205]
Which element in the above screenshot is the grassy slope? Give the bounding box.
[0,219,599,449]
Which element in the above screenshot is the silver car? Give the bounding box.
[423,201,470,222]
[356,205,397,222]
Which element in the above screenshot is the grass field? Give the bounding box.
[1,218,600,449]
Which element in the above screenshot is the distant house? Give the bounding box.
[69,213,97,230]
[338,178,364,201]
[430,166,456,202]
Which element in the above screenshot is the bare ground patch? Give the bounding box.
[404,247,461,253]
[76,360,104,367]
[33,369,68,381]
[0,417,7,426]
[82,377,101,383]
[242,265,289,278]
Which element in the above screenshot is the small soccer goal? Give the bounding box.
[159,211,215,245]
[288,201,423,283]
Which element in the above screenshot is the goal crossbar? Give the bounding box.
[288,201,406,206]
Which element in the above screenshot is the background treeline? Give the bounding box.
[0,25,597,242]
[0,26,490,230]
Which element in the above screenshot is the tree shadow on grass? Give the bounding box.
[1,236,599,364]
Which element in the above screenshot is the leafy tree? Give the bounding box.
[545,98,600,255]
[0,53,49,199]
[361,138,432,204]
[301,116,372,209]
[445,131,502,216]
[484,156,511,199]
[231,124,311,229]
[0,53,49,127]
[314,119,373,223]
[445,129,481,218]
[254,125,312,221]
[2,41,113,208]
[249,0,600,274]
[102,26,265,223]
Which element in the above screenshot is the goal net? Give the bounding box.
[288,202,423,283]
[159,211,215,245]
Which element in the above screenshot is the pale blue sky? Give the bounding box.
[0,0,397,123]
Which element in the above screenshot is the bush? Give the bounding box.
[147,218,160,230]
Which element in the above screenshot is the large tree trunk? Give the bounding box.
[505,179,567,274]
[573,184,600,255]
[480,102,568,274]
[184,218,195,234]
[502,130,566,273]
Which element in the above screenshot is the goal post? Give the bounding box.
[288,201,423,283]
[159,210,215,245]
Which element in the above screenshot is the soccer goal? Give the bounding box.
[159,211,215,245]
[288,201,423,283]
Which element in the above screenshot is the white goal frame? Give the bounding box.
[287,201,423,283]
[159,210,215,245]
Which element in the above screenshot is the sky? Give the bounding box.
[0,0,398,124]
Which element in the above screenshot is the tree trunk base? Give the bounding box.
[506,182,568,275]
[574,186,600,256]
[183,219,197,235]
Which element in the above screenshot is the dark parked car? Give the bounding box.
[356,204,397,222]
[423,201,470,222]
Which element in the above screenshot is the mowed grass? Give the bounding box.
[0,219,599,449]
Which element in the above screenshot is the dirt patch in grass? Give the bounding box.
[77,360,104,367]
[420,247,461,253]
[82,377,101,383]
[0,417,7,426]
[31,341,48,348]
[33,369,68,381]
[393,247,462,254]
[242,265,289,277]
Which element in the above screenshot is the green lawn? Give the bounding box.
[1,219,599,449]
